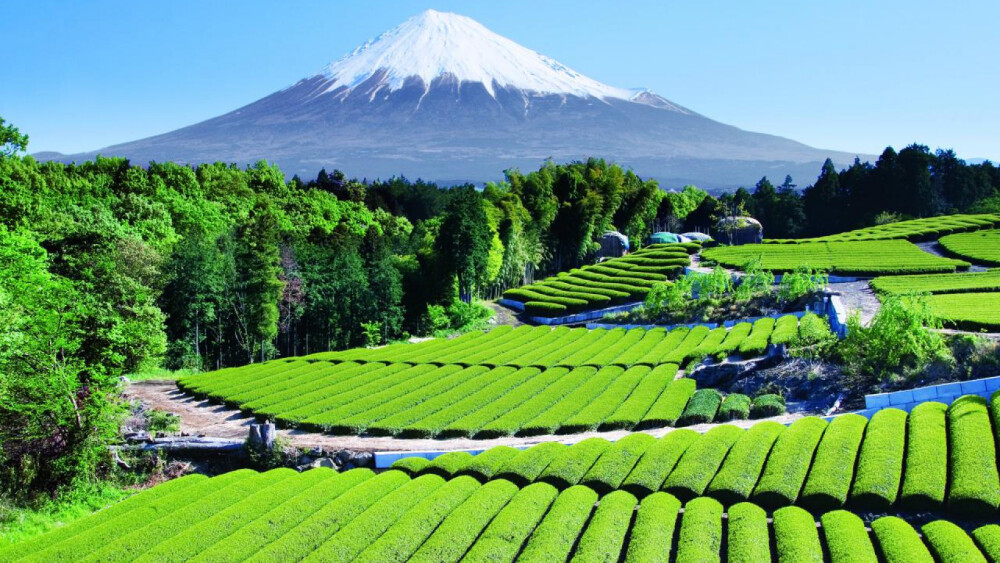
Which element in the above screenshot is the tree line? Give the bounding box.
[0,118,676,495]
[694,145,1000,239]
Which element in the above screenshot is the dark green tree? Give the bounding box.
[434,186,491,301]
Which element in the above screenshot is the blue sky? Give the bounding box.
[4,0,999,161]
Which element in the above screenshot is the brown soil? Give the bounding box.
[126,379,801,453]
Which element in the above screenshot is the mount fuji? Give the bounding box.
[48,10,863,188]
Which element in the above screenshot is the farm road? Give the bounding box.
[127,380,801,453]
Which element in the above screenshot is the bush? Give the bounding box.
[391,457,429,475]
[205,470,407,563]
[418,451,474,479]
[287,474,450,562]
[712,322,752,360]
[516,485,597,562]
[705,421,784,506]
[676,497,723,562]
[870,516,934,563]
[726,502,771,563]
[772,506,823,563]
[407,480,519,562]
[777,265,828,304]
[972,524,1000,563]
[523,301,568,317]
[676,388,723,426]
[751,417,828,510]
[663,425,742,501]
[947,395,1000,515]
[173,469,373,563]
[838,295,951,382]
[821,510,878,563]
[849,408,906,511]
[580,433,656,495]
[603,364,678,430]
[570,490,636,562]
[623,492,681,563]
[738,318,776,358]
[459,482,558,562]
[353,476,481,563]
[749,394,786,418]
[922,520,988,563]
[621,429,699,497]
[538,438,612,489]
[493,442,567,487]
[799,413,868,512]
[456,446,520,482]
[639,377,695,428]
[717,394,751,421]
[769,314,800,346]
[900,401,948,512]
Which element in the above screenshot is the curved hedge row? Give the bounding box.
[13,466,1000,562]
[389,391,1000,520]
[703,239,970,276]
[502,246,693,316]
[765,213,1000,244]
[939,229,1000,266]
[178,324,795,438]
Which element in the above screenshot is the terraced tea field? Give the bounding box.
[502,243,697,316]
[925,293,1000,331]
[10,424,1000,562]
[702,239,969,276]
[940,229,1000,266]
[393,393,1000,517]
[871,270,1000,295]
[765,213,1000,244]
[178,320,802,437]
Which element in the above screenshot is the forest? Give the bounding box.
[2,113,1000,499]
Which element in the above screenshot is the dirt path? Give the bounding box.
[828,281,881,325]
[486,301,525,328]
[127,380,802,453]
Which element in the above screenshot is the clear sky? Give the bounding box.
[4,0,999,160]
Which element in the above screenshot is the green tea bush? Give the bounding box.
[726,502,771,563]
[675,497,723,562]
[870,516,934,563]
[772,506,823,563]
[676,388,723,426]
[922,520,988,563]
[821,510,878,563]
[623,492,681,563]
[900,401,948,512]
[749,393,785,418]
[516,486,597,562]
[849,408,906,510]
[716,393,751,421]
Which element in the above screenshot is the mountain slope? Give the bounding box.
[50,10,863,188]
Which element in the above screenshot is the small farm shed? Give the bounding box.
[716,216,763,245]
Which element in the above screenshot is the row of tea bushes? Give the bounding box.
[392,391,1000,518]
[9,467,998,562]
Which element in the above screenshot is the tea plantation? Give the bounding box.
[178,320,802,437]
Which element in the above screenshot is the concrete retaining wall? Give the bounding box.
[823,375,1000,422]
[528,302,644,326]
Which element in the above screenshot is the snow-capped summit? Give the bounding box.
[53,10,864,188]
[316,9,633,100]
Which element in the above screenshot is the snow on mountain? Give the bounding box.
[315,9,635,100]
[47,9,865,189]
